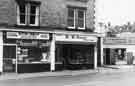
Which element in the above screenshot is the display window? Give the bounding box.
[17,40,50,64]
[56,44,94,64]
[17,46,49,63]
[115,49,126,61]
[68,45,94,64]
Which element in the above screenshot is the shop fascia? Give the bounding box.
[6,31,49,40]
[55,33,98,43]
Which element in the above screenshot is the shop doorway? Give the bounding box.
[3,44,17,73]
[104,48,126,65]
[104,48,111,65]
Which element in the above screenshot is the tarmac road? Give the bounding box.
[0,71,135,86]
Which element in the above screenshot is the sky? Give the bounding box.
[95,0,135,26]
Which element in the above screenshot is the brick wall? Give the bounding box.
[0,0,95,31]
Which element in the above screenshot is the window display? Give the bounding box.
[58,44,94,65]
[41,52,48,62]
[17,46,49,63]
[17,40,50,64]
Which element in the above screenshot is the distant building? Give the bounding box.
[0,0,101,74]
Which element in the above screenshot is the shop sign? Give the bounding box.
[55,34,97,42]
[103,37,135,45]
[7,32,49,40]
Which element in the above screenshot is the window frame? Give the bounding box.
[28,4,40,26]
[67,8,76,29]
[17,3,40,26]
[67,7,86,30]
[77,9,86,30]
[17,4,27,26]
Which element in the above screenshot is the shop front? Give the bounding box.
[54,33,98,70]
[103,48,127,65]
[103,37,135,65]
[2,31,51,73]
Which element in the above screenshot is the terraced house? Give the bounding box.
[0,0,101,74]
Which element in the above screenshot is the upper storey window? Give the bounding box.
[67,7,86,30]
[68,8,75,28]
[18,4,26,25]
[17,2,40,26]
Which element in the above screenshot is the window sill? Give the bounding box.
[16,24,39,26]
[17,61,50,64]
[15,25,40,28]
[67,26,76,29]
[78,27,85,30]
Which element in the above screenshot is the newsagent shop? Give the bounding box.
[0,30,52,73]
[0,30,101,74]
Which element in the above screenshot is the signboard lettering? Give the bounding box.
[55,34,97,42]
[7,32,49,40]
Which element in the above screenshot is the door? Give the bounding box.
[3,45,17,73]
[105,48,111,65]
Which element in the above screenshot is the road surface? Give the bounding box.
[0,72,135,86]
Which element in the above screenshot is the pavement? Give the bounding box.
[0,65,135,81]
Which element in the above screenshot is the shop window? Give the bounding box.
[61,45,94,64]
[17,40,50,63]
[17,2,40,26]
[67,7,86,30]
[17,46,49,63]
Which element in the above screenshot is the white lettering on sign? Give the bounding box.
[6,32,49,40]
[38,34,49,40]
[7,32,20,39]
[55,34,97,42]
[20,33,37,39]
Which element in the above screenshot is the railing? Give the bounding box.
[103,37,135,45]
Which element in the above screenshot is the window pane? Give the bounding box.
[68,8,75,27]
[78,10,85,28]
[78,19,84,28]
[78,10,84,18]
[30,5,36,14]
[19,4,25,14]
[68,8,74,17]
[68,18,74,27]
[30,15,36,24]
[29,5,39,25]
[20,15,25,24]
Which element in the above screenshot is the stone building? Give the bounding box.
[0,0,101,74]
